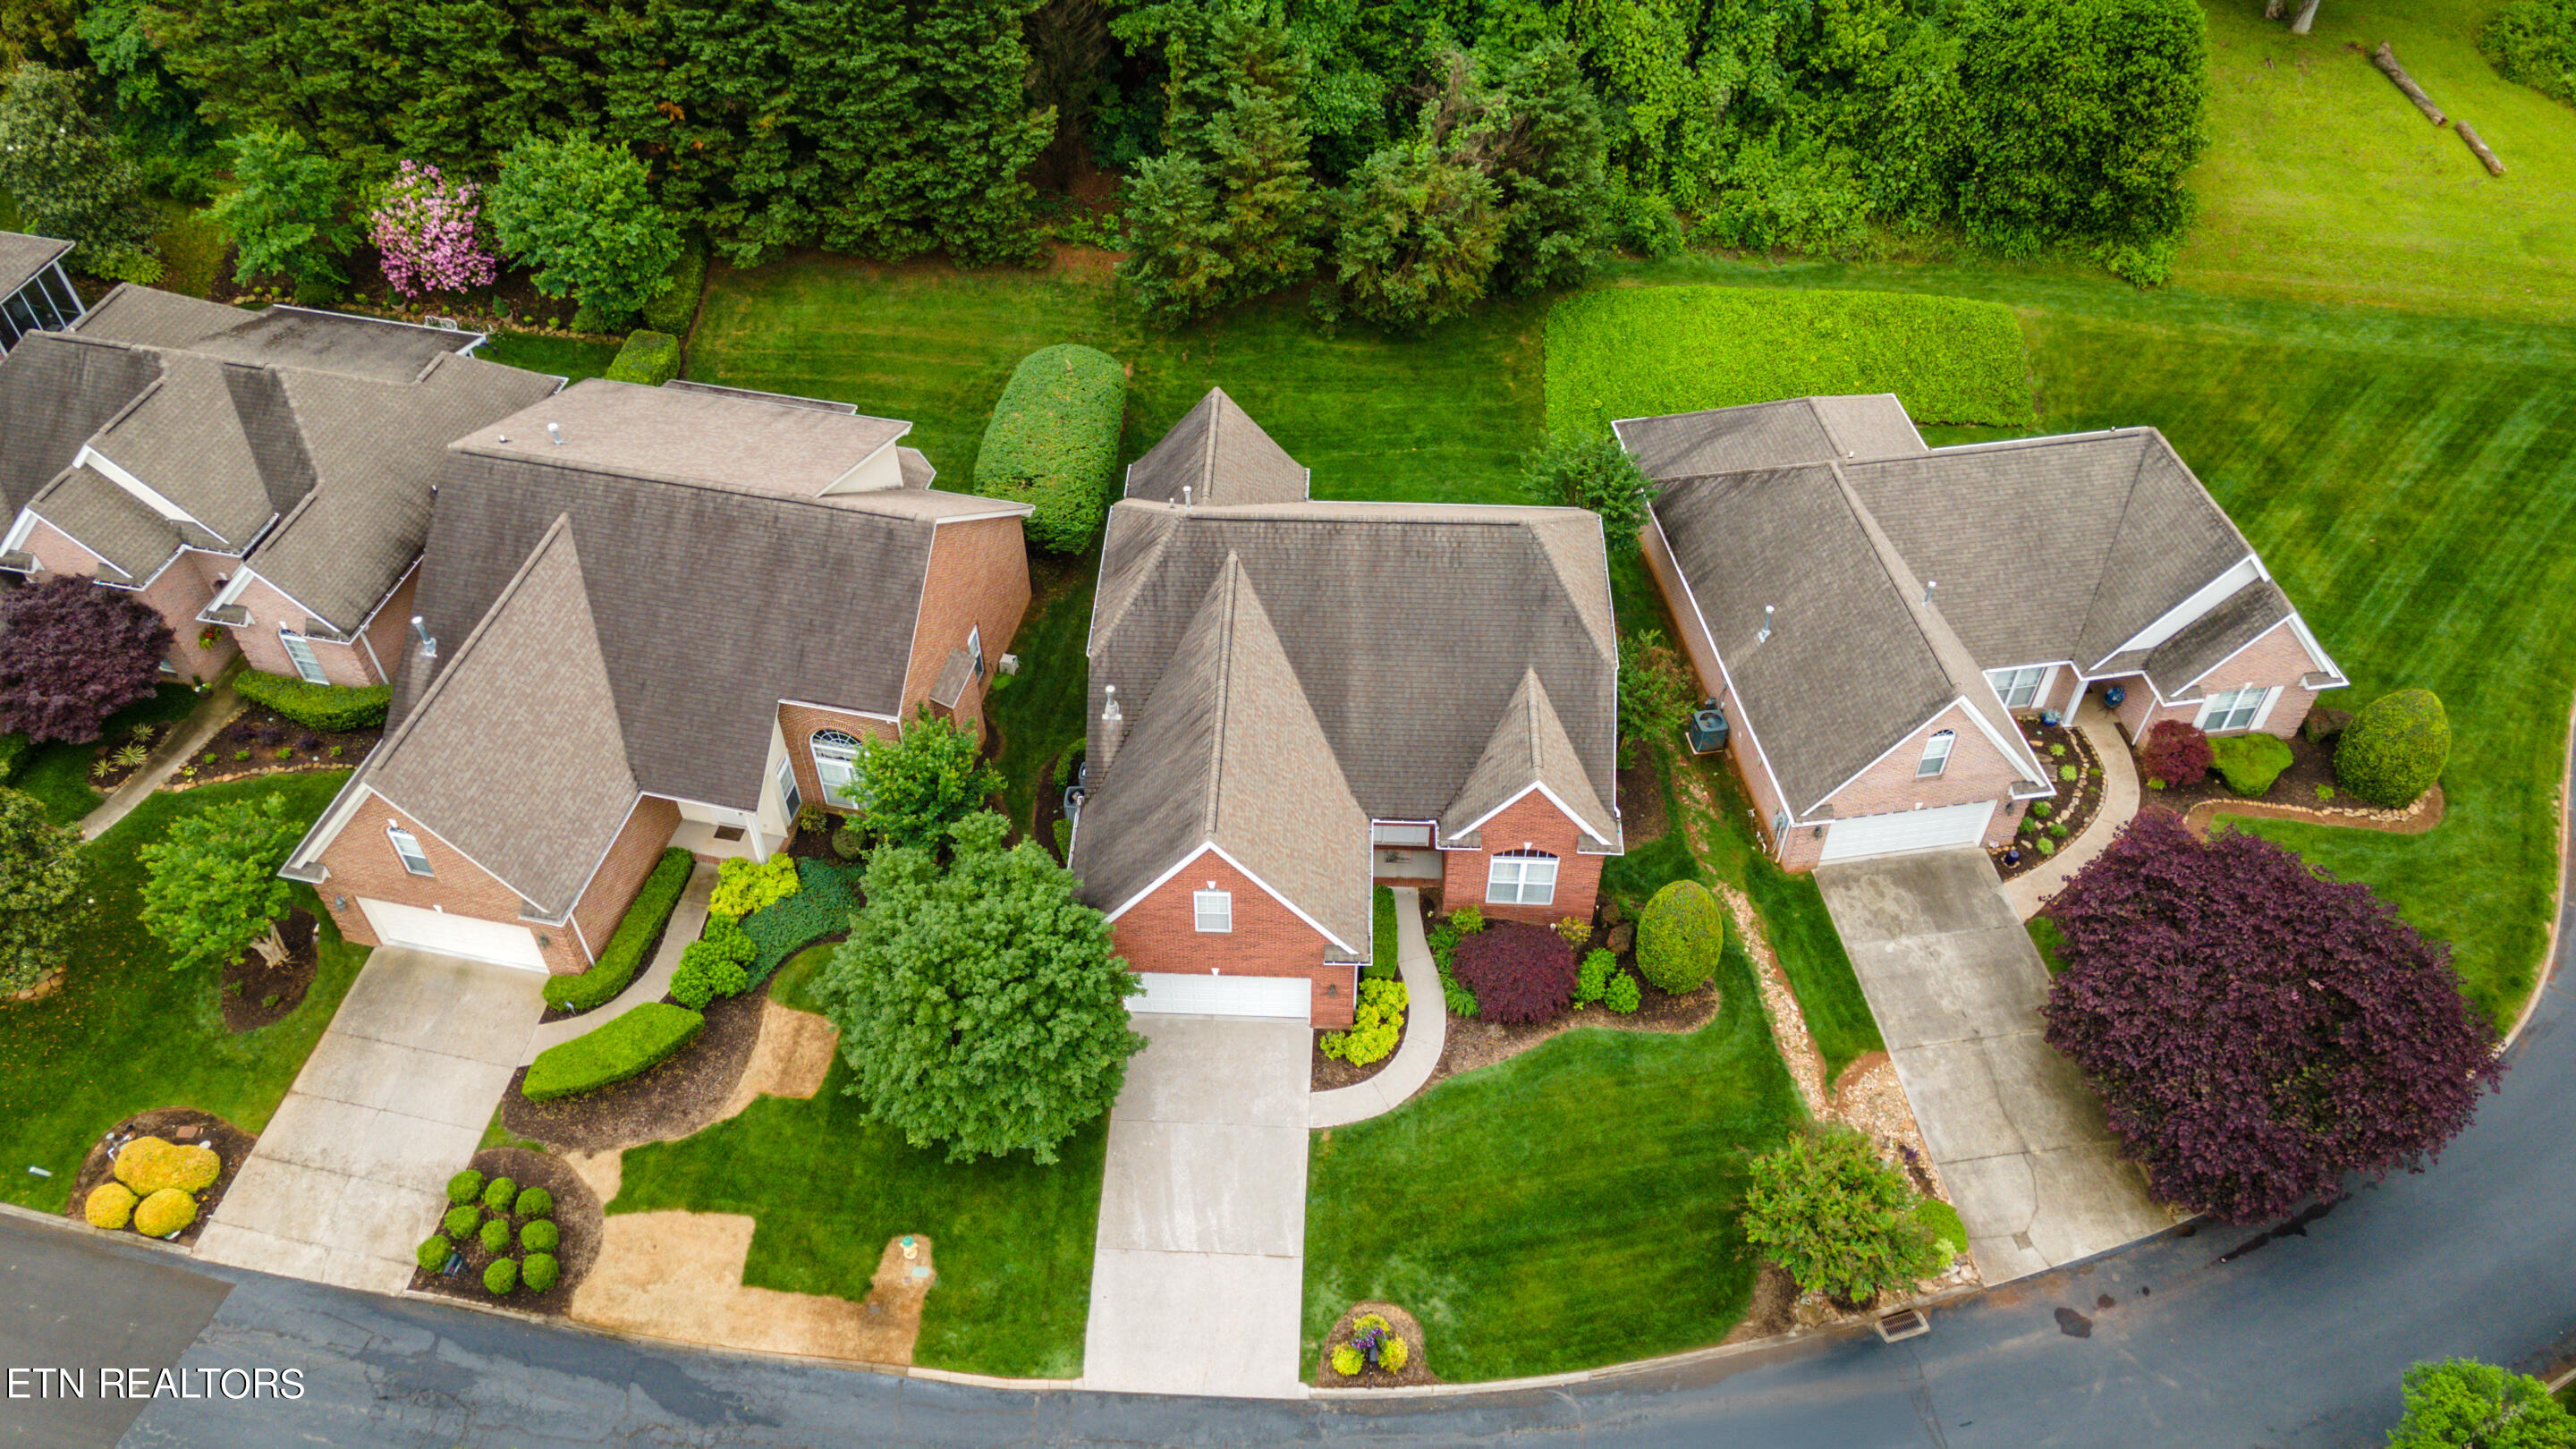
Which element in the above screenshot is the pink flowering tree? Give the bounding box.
[369,160,498,299]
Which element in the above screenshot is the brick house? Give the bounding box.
[0,284,558,683]
[1628,394,2347,871]
[279,378,1031,975]
[1072,389,1622,1027]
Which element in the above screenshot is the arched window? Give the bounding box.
[1487,848,1558,906]
[1917,730,1954,778]
[810,729,862,805]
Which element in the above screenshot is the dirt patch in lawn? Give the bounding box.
[717,1000,839,1119]
[218,909,318,1033]
[1719,1264,1802,1344]
[1616,742,1672,844]
[499,987,766,1151]
[574,1215,936,1365]
[1312,1300,1439,1388]
[407,1147,602,1318]
[64,1108,254,1249]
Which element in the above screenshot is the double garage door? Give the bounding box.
[1818,800,1996,864]
[1126,970,1311,1020]
[356,898,549,971]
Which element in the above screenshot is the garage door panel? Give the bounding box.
[1126,971,1310,1020]
[1819,801,1996,864]
[356,899,548,971]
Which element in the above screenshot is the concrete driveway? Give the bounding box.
[1814,850,2169,1282]
[196,948,543,1292]
[1082,1013,1309,1399]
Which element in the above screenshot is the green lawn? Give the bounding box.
[986,556,1094,843]
[478,331,623,386]
[0,771,360,1212]
[1302,936,1802,1380]
[606,943,1106,1378]
[12,684,213,827]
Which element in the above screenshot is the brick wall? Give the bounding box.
[902,515,1031,739]
[570,795,681,957]
[1438,792,1606,928]
[776,701,899,816]
[1111,848,1359,1027]
[2115,619,2330,744]
[2038,665,2083,718]
[314,791,597,974]
[225,572,379,686]
[130,547,234,683]
[360,568,420,686]
[1773,701,2030,872]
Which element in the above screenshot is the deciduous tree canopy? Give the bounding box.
[0,577,173,745]
[138,792,302,975]
[0,785,80,996]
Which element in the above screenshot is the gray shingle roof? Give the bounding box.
[0,232,72,299]
[1441,668,1616,848]
[25,465,175,581]
[0,335,159,518]
[71,285,250,350]
[1614,394,1926,479]
[185,307,479,383]
[2143,579,2292,697]
[1123,387,1309,506]
[453,377,909,496]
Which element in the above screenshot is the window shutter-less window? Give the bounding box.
[1193,889,1233,932]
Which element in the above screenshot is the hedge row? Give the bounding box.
[1543,287,2037,441]
[605,329,682,386]
[972,343,1126,554]
[542,848,694,1012]
[640,233,708,335]
[233,671,392,731]
[521,1001,703,1099]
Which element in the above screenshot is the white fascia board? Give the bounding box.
[1449,779,1613,849]
[2092,555,2259,666]
[1806,696,2043,818]
[1648,511,1804,824]
[927,504,1037,526]
[76,444,225,543]
[777,697,901,724]
[1102,840,1362,956]
[0,508,37,555]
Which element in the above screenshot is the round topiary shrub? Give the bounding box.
[446,1169,487,1206]
[972,343,1127,554]
[2334,688,2449,808]
[521,1218,560,1254]
[113,1137,220,1195]
[2140,719,2214,787]
[1636,880,1726,993]
[522,1252,559,1292]
[479,1217,511,1256]
[515,1186,554,1221]
[482,1176,518,1213]
[483,1258,519,1295]
[85,1181,138,1230]
[131,1187,197,1238]
[443,1203,482,1239]
[1449,923,1577,1024]
[417,1234,453,1271]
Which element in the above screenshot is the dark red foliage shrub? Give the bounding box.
[2139,719,2214,786]
[1450,921,1577,1024]
[2040,810,2501,1224]
[0,576,173,744]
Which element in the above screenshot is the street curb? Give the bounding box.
[2500,688,2575,1054]
[0,1199,199,1260]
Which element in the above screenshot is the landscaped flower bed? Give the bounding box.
[1313,1301,1436,1387]
[499,987,767,1151]
[1419,894,1721,1083]
[407,1148,599,1317]
[1995,720,2105,880]
[64,1109,251,1248]
[2151,722,2388,816]
[181,708,379,789]
[220,907,318,1033]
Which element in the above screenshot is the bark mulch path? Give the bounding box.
[1616,742,1673,845]
[501,988,767,1152]
[1311,1300,1439,1388]
[406,1147,602,1318]
[1309,1001,1407,1092]
[1996,720,2106,883]
[219,909,318,1033]
[64,1108,254,1249]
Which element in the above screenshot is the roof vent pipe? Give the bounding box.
[1922,579,1937,606]
[1181,485,1191,507]
[547,421,564,446]
[1756,605,1775,645]
[1096,685,1124,775]
[410,615,437,660]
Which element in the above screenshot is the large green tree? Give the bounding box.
[847,707,1007,854]
[812,811,1142,1164]
[1317,129,1500,332]
[1481,40,1613,296]
[487,133,682,323]
[138,792,302,975]
[0,63,160,281]
[2387,1360,2576,1448]
[210,128,360,290]
[0,786,79,996]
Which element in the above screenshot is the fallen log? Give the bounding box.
[2372,42,2446,126]
[2458,120,2507,176]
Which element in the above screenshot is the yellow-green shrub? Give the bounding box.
[113,1137,220,1195]
[708,854,800,919]
[85,1182,138,1229]
[1321,979,1407,1065]
[132,1188,198,1237]
[1637,880,1727,993]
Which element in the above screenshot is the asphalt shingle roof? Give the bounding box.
[1442,667,1616,847]
[0,335,159,519]
[1123,387,1310,507]
[0,232,71,299]
[2144,579,2293,697]
[1614,394,1926,478]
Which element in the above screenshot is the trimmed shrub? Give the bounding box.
[84,1181,138,1230]
[639,232,708,334]
[2335,689,2449,808]
[1574,947,1616,1006]
[232,670,391,731]
[1331,1344,1363,1377]
[1320,978,1405,1065]
[2210,732,2293,796]
[603,329,682,386]
[446,1169,486,1205]
[670,916,754,1007]
[1605,970,1641,1014]
[738,857,861,986]
[114,1137,220,1195]
[2139,719,2213,787]
[1448,904,1484,936]
[132,1187,197,1237]
[1913,1198,1967,1258]
[972,343,1126,554]
[544,848,694,1012]
[483,1258,518,1295]
[1636,880,1726,993]
[514,1186,554,1220]
[443,1203,482,1238]
[521,1252,560,1292]
[1379,1334,1409,1372]
[416,1233,453,1271]
[478,1216,511,1255]
[481,1175,518,1212]
[1741,1126,1944,1305]
[1450,922,1577,1024]
[521,1218,559,1253]
[522,1003,705,1100]
[708,853,799,919]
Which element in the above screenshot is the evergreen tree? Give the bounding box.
[0,64,161,281]
[0,785,79,996]
[1481,40,1612,295]
[1317,130,1500,332]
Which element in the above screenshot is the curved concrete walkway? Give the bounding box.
[2003,699,2138,919]
[1309,886,1446,1129]
[521,860,716,1063]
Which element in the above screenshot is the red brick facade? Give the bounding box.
[902,515,1032,738]
[569,795,682,957]
[225,568,415,687]
[2113,618,2326,745]
[1110,848,1360,1028]
[18,519,238,682]
[777,701,900,817]
[312,791,595,974]
[1436,790,1607,927]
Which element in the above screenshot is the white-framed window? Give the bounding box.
[1371,822,1433,848]
[386,823,433,877]
[1487,850,1558,906]
[811,729,862,805]
[1986,664,2052,710]
[278,628,328,685]
[1193,888,1233,932]
[775,756,801,819]
[968,624,985,680]
[1918,730,1955,777]
[2198,685,2273,733]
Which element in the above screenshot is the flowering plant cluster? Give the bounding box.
[370,161,498,298]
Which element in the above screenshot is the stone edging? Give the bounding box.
[161,762,352,794]
[2181,783,2445,838]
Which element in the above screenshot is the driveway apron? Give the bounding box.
[1815,849,2169,1282]
[1083,1013,1310,1399]
[196,948,543,1292]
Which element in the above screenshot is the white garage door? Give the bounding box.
[1126,971,1311,1020]
[356,899,548,971]
[1818,801,1997,864]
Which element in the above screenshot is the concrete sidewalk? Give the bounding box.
[2004,699,2139,919]
[521,860,716,1063]
[1309,886,1446,1129]
[79,680,242,841]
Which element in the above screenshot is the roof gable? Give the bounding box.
[1443,668,1616,846]
[1123,387,1309,507]
[0,335,160,520]
[1616,394,1926,479]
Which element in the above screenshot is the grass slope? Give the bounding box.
[1302,937,1802,1381]
[0,771,360,1211]
[13,685,213,826]
[986,558,1095,842]
[607,945,1105,1378]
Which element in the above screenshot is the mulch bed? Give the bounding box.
[1616,739,1672,844]
[78,714,195,793]
[1994,719,2106,881]
[1310,999,1407,1092]
[500,987,767,1152]
[63,1108,255,1250]
[185,709,379,787]
[1719,1264,1801,1344]
[1311,1301,1439,1388]
[1419,897,1718,1086]
[405,1147,602,1318]
[2154,725,2378,814]
[219,909,318,1033]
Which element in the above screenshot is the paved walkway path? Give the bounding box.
[78,680,241,841]
[1309,886,1445,1129]
[197,948,542,1292]
[521,860,716,1063]
[1083,1013,1310,1400]
[2003,699,2138,919]
[1816,850,2168,1284]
